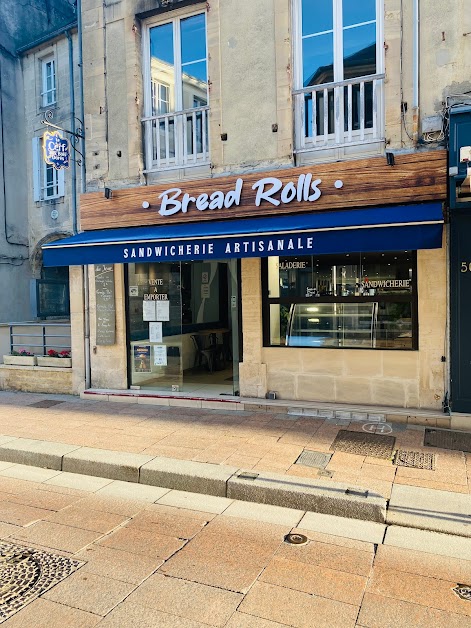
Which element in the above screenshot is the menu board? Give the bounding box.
[95,264,116,345]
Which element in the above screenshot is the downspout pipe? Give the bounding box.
[76,0,91,390]
[412,0,420,142]
[65,30,77,236]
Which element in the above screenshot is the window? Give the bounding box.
[263,251,417,350]
[143,12,209,170]
[32,137,64,201]
[41,56,57,107]
[293,0,383,151]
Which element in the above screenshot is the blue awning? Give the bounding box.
[43,203,444,267]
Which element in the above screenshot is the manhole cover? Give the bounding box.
[0,541,83,623]
[453,584,471,601]
[284,533,308,545]
[394,450,436,470]
[330,430,396,459]
[295,450,332,469]
[28,400,66,408]
[425,428,471,453]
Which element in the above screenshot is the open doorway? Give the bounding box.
[126,259,240,396]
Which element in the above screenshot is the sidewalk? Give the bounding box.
[0,391,470,534]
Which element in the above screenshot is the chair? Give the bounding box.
[191,334,216,373]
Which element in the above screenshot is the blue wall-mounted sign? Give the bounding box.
[43,131,70,170]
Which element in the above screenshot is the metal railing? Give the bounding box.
[293,73,384,152]
[142,105,210,171]
[6,322,71,356]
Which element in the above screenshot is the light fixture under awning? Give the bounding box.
[42,202,444,267]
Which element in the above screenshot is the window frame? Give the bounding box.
[142,9,209,119]
[32,137,65,202]
[261,252,419,351]
[41,54,57,107]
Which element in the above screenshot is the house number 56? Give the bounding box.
[461,262,471,272]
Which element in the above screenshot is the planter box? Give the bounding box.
[3,355,37,366]
[37,356,72,368]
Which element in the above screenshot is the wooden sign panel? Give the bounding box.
[80,151,447,231]
[94,264,116,345]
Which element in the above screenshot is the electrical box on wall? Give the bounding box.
[448,106,471,208]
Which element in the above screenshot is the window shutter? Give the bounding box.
[57,166,65,197]
[32,137,41,201]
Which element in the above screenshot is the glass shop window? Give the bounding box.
[264,251,417,350]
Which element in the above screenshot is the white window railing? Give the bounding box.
[293,73,384,153]
[143,105,210,172]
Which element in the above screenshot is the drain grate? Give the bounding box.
[424,428,471,453]
[296,450,332,469]
[27,399,66,409]
[394,450,436,470]
[330,429,396,459]
[0,541,83,623]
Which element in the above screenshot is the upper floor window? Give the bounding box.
[143,12,209,171]
[293,0,384,154]
[32,137,64,201]
[41,56,57,107]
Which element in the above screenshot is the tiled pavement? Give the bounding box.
[0,391,470,500]
[1,463,471,626]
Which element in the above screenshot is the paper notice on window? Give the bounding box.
[142,300,156,321]
[201,284,210,299]
[149,321,163,343]
[156,300,170,321]
[154,345,167,366]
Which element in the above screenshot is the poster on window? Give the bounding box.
[153,345,167,366]
[156,300,170,321]
[133,345,151,373]
[149,321,163,343]
[143,300,156,321]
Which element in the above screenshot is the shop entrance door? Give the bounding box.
[126,259,240,396]
[451,211,471,412]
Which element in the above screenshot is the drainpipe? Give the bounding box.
[412,0,420,143]
[76,0,91,390]
[66,30,77,236]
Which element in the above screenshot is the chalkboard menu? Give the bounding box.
[95,264,116,345]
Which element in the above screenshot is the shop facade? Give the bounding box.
[43,151,447,410]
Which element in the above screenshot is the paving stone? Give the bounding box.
[140,456,238,497]
[387,484,471,536]
[0,438,80,470]
[12,521,103,553]
[260,555,367,605]
[225,613,289,628]
[1,598,101,628]
[384,525,471,561]
[43,571,136,616]
[45,472,114,492]
[127,503,213,539]
[95,480,170,502]
[368,566,471,617]
[297,511,386,544]
[72,494,147,517]
[0,500,51,526]
[358,593,471,628]
[0,463,62,483]
[156,489,233,514]
[45,505,129,534]
[98,525,185,559]
[5,487,81,511]
[77,545,163,584]
[239,581,358,627]
[126,572,243,626]
[95,602,208,627]
[159,516,288,593]
[63,447,154,482]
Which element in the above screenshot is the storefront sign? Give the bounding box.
[80,151,447,231]
[43,131,70,170]
[94,264,116,345]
